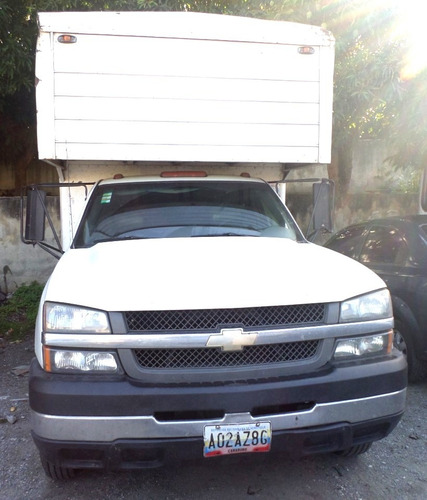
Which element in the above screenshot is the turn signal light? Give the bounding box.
[298,46,315,55]
[58,35,77,44]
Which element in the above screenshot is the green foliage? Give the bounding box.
[1,0,426,191]
[0,0,38,99]
[281,1,405,146]
[387,68,427,171]
[0,282,44,342]
[0,0,182,166]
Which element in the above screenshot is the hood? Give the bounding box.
[45,237,386,311]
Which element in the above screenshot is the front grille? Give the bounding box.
[125,304,325,332]
[134,340,320,369]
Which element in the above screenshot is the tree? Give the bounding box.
[268,0,406,204]
[0,0,187,194]
[325,1,405,204]
[387,68,427,176]
[0,0,38,193]
[0,0,420,201]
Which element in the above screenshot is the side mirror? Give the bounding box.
[312,180,333,233]
[25,188,46,242]
[22,181,91,259]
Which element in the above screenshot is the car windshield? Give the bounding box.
[73,180,300,248]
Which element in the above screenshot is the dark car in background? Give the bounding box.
[324,215,427,381]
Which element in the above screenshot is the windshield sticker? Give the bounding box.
[101,192,112,204]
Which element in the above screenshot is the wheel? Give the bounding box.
[40,457,75,480]
[335,442,372,457]
[394,319,426,382]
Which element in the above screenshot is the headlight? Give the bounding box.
[44,302,111,333]
[340,289,392,323]
[43,347,119,373]
[334,332,393,359]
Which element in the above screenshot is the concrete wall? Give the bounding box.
[0,159,59,195]
[286,139,419,239]
[0,139,419,289]
[287,188,418,245]
[0,197,60,293]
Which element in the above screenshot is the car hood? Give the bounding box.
[44,237,386,311]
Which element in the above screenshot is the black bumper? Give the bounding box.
[29,355,407,418]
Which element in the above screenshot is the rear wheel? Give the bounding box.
[335,442,372,457]
[41,457,76,480]
[394,319,426,382]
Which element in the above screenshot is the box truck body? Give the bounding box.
[27,12,406,479]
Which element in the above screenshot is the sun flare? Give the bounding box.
[399,0,427,80]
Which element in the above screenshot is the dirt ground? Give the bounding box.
[1,337,426,500]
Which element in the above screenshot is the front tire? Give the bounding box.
[335,442,372,457]
[41,457,76,480]
[394,319,426,382]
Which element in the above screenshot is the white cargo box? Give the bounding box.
[36,11,335,165]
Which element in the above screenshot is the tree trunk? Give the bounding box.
[12,124,37,195]
[328,143,353,208]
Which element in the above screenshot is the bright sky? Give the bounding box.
[398,0,427,79]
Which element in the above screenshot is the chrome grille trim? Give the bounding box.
[43,318,394,349]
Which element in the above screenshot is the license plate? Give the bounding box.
[203,422,271,457]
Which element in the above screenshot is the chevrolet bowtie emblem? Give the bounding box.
[206,328,258,351]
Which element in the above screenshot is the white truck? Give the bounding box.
[25,12,406,480]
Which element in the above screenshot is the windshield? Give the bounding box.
[73,180,300,248]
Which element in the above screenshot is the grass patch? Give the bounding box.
[0,282,44,342]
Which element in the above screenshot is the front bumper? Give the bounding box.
[31,389,406,442]
[29,354,407,468]
[32,413,403,470]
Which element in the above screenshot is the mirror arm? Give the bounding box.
[36,241,63,259]
[39,189,63,252]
